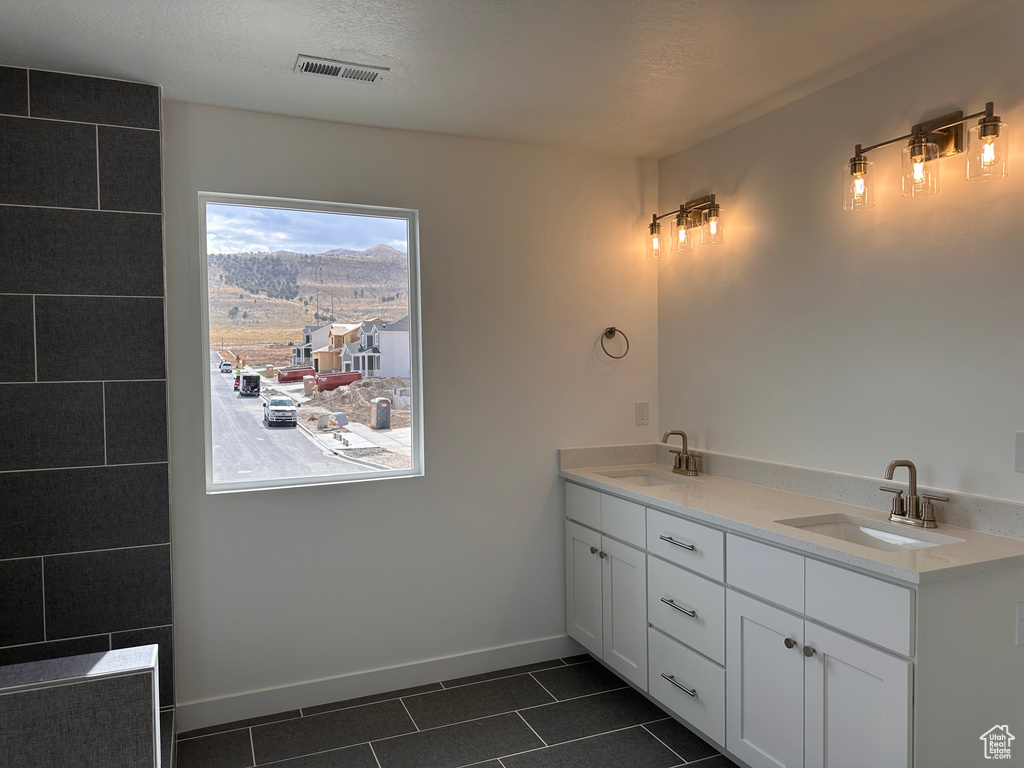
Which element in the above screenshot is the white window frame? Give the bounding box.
[198,191,424,493]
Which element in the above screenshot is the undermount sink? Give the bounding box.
[778,513,964,552]
[596,468,700,487]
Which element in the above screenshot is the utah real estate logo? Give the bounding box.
[980,725,1014,760]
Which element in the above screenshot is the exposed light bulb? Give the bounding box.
[912,160,926,184]
[708,218,718,236]
[981,139,997,167]
[677,227,687,244]
[852,176,866,201]
[651,234,661,257]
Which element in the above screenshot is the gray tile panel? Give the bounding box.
[0,294,36,382]
[179,710,302,741]
[0,66,28,115]
[161,710,176,768]
[0,207,164,296]
[519,687,668,745]
[441,659,566,688]
[0,558,44,646]
[258,743,379,768]
[35,296,166,381]
[531,660,627,700]
[0,115,97,208]
[0,465,170,558]
[371,712,542,768]
[501,726,681,768]
[252,700,415,764]
[112,625,174,708]
[44,545,172,639]
[176,728,254,768]
[403,674,554,730]
[0,383,105,470]
[0,635,110,668]
[643,718,720,762]
[104,381,169,464]
[0,672,155,768]
[28,70,160,129]
[301,683,442,717]
[98,126,162,213]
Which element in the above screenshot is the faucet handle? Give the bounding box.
[920,494,948,528]
[880,486,905,517]
[922,493,950,503]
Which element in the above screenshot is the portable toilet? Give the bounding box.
[370,397,391,429]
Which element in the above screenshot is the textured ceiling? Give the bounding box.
[0,0,1012,158]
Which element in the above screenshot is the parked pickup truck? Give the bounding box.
[219,360,233,373]
[263,396,298,426]
[314,371,363,392]
[277,366,315,383]
[238,373,261,397]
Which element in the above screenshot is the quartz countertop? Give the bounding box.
[560,463,1024,584]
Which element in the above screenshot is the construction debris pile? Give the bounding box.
[300,376,411,429]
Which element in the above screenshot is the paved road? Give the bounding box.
[209,352,363,484]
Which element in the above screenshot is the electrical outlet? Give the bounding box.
[635,402,649,426]
[1016,602,1024,646]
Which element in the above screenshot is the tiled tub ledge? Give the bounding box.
[0,644,163,767]
[558,444,1024,541]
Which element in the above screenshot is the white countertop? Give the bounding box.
[560,464,1024,584]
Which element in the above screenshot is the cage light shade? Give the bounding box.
[701,205,725,245]
[967,121,1008,180]
[648,220,663,259]
[672,212,693,252]
[843,157,874,210]
[902,139,939,197]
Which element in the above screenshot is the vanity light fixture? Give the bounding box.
[648,194,724,257]
[844,102,1008,210]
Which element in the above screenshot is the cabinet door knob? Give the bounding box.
[803,645,816,657]
[784,637,797,649]
[660,673,697,698]
[599,551,607,559]
[590,546,598,555]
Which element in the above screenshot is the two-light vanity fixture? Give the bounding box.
[844,102,1008,210]
[648,194,724,258]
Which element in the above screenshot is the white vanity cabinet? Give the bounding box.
[725,535,913,768]
[565,484,648,689]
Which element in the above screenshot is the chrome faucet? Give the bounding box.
[662,430,698,476]
[880,459,948,529]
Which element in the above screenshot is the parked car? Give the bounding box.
[264,396,298,426]
[239,373,261,397]
[219,360,233,373]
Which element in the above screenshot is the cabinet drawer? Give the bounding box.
[648,556,725,664]
[727,534,804,612]
[565,483,600,529]
[649,628,725,746]
[647,509,724,581]
[602,494,645,548]
[805,559,915,656]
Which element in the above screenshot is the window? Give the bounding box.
[199,192,423,492]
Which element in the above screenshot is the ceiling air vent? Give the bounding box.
[294,55,388,84]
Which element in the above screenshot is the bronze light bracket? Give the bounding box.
[850,103,999,165]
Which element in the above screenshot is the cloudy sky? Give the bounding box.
[206,203,408,255]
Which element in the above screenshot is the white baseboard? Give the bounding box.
[175,634,584,733]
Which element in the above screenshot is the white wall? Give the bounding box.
[658,3,1024,504]
[162,103,659,725]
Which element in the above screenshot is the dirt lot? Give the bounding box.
[299,376,412,430]
[213,340,294,368]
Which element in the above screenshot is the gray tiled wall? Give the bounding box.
[0,66,173,712]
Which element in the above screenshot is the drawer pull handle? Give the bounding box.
[784,637,797,649]
[590,546,598,554]
[659,535,696,551]
[803,645,816,657]
[661,673,697,698]
[660,597,697,618]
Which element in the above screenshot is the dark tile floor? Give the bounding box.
[176,655,739,768]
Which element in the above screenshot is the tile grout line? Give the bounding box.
[515,710,547,747]
[95,125,101,210]
[102,382,107,466]
[368,742,383,768]
[2,114,161,132]
[26,71,30,117]
[249,727,256,766]
[0,202,162,215]
[398,696,420,731]
[639,722,688,764]
[526,671,558,703]
[0,543,171,566]
[40,557,46,641]
[0,460,168,476]
[0,295,167,301]
[0,626,170,653]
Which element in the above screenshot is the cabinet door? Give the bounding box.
[727,591,805,768]
[565,520,603,657]
[602,536,648,690]
[804,622,912,768]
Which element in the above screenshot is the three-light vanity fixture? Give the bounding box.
[648,194,724,258]
[844,102,1008,210]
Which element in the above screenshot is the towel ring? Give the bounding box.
[601,327,629,359]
